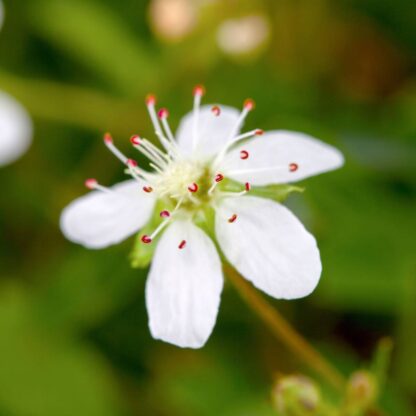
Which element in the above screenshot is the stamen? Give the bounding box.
[215,173,224,182]
[132,136,170,167]
[84,178,113,194]
[103,133,128,164]
[140,214,172,244]
[160,210,171,218]
[188,182,199,193]
[178,240,187,249]
[85,178,97,189]
[225,165,290,176]
[193,84,206,97]
[289,163,299,172]
[143,186,153,193]
[228,214,238,223]
[126,159,138,167]
[158,108,180,153]
[145,94,176,156]
[130,135,141,146]
[211,105,221,116]
[240,150,249,160]
[157,108,169,119]
[208,173,224,194]
[192,84,205,151]
[141,235,152,244]
[243,98,255,111]
[213,128,262,168]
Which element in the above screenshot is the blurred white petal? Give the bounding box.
[216,196,321,299]
[176,104,241,158]
[146,220,223,348]
[0,91,32,166]
[217,15,269,56]
[60,180,155,249]
[221,130,344,185]
[149,0,197,42]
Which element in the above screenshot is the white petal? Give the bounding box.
[60,180,155,249]
[220,130,344,185]
[176,104,241,158]
[0,91,32,166]
[146,220,223,348]
[216,196,321,299]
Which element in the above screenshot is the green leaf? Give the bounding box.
[30,0,156,94]
[0,284,123,416]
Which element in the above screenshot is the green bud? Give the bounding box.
[344,370,378,413]
[272,374,321,416]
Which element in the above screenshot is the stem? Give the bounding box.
[224,264,345,391]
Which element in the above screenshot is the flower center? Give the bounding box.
[154,159,206,203]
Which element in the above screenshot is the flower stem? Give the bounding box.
[224,264,346,391]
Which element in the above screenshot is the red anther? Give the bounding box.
[145,94,156,105]
[228,214,238,223]
[240,150,249,160]
[244,98,255,111]
[143,186,153,193]
[188,183,199,193]
[211,105,221,116]
[157,108,169,119]
[245,182,251,191]
[255,129,264,135]
[85,178,97,189]
[160,210,171,218]
[215,173,224,182]
[126,159,138,167]
[130,135,141,146]
[178,240,187,249]
[289,163,299,172]
[103,132,113,144]
[141,235,152,244]
[193,84,206,97]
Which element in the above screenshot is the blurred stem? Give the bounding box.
[0,71,145,137]
[225,264,345,392]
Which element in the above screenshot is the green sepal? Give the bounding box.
[249,183,304,202]
[221,178,304,203]
[129,200,169,269]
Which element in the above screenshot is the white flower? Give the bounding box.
[0,3,33,167]
[217,15,270,56]
[61,86,344,348]
[148,0,197,42]
[0,91,32,166]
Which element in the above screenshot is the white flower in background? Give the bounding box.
[0,91,32,166]
[148,0,197,42]
[0,0,4,30]
[61,86,344,348]
[217,15,270,56]
[0,2,33,167]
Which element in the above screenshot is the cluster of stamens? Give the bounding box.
[85,85,300,249]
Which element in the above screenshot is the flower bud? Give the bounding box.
[345,370,378,410]
[272,374,321,415]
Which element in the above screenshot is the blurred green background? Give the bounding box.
[0,0,415,414]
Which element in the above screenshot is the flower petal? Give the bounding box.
[0,91,32,166]
[220,130,344,185]
[146,220,223,348]
[216,196,321,299]
[176,104,241,157]
[60,180,155,249]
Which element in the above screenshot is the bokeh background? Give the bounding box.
[0,0,415,414]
